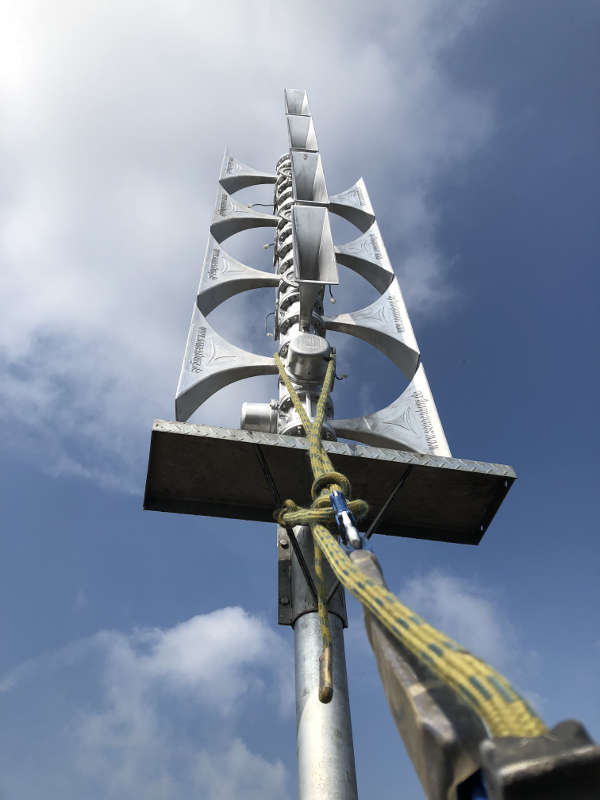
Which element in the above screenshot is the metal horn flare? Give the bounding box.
[175,306,277,422]
[284,88,311,116]
[287,115,319,152]
[329,178,375,233]
[334,221,395,294]
[324,277,420,379]
[218,148,276,194]
[210,186,278,244]
[291,151,329,205]
[292,205,339,328]
[196,237,279,315]
[332,363,451,456]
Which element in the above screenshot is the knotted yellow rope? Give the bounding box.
[274,352,547,737]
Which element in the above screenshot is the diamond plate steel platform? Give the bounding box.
[143,421,515,545]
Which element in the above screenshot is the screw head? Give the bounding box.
[279,538,289,548]
[280,595,290,605]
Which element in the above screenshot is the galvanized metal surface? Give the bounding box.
[144,421,515,544]
[284,525,347,627]
[294,612,358,800]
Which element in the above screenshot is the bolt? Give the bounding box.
[279,538,289,548]
[280,595,290,605]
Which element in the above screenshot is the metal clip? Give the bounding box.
[329,490,363,549]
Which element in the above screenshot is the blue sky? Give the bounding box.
[1,1,599,797]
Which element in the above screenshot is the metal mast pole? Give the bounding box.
[148,84,548,800]
[272,152,359,799]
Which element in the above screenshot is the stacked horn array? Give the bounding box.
[175,89,451,458]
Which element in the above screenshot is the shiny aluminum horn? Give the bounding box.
[334,221,395,294]
[210,186,278,244]
[290,151,328,205]
[329,177,375,232]
[332,364,451,456]
[218,148,277,195]
[175,305,277,422]
[284,88,311,116]
[324,277,420,379]
[287,115,318,152]
[292,204,339,328]
[196,237,279,316]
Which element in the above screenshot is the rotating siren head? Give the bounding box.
[218,148,276,195]
[175,306,277,422]
[210,185,278,244]
[196,237,279,316]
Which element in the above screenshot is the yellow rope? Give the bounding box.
[274,351,548,737]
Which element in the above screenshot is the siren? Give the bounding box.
[287,115,319,152]
[329,178,375,232]
[196,237,279,316]
[218,148,276,195]
[334,221,395,294]
[284,88,311,116]
[210,186,278,244]
[175,306,277,422]
[324,278,420,378]
[333,364,451,456]
[290,151,328,205]
[292,205,339,328]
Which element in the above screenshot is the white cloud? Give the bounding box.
[0,0,493,486]
[399,569,515,669]
[0,607,292,800]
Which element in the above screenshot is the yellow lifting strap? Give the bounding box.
[273,352,547,738]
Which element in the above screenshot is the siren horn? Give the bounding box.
[329,177,375,232]
[332,364,451,456]
[210,186,278,244]
[218,148,276,195]
[324,278,420,378]
[175,306,277,422]
[196,237,279,315]
[292,205,339,328]
[334,221,395,294]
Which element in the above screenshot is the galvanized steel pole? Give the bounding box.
[271,151,359,798]
[240,142,359,794]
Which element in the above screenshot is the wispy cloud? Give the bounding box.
[0,0,493,486]
[0,607,292,799]
[397,569,544,712]
[400,570,515,667]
